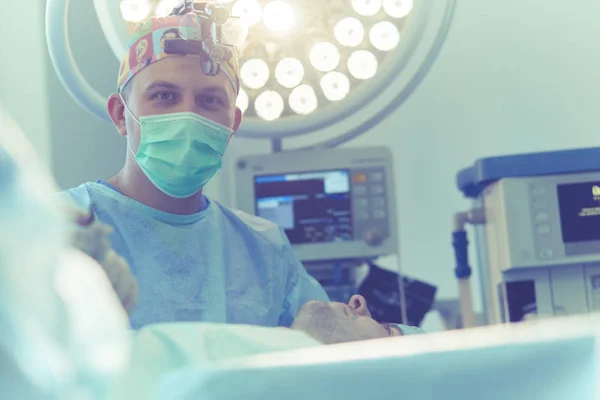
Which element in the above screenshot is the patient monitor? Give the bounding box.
[457,147,600,325]
[235,146,398,263]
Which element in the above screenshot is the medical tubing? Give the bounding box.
[458,278,476,328]
[453,229,476,328]
[453,209,485,328]
[46,0,110,122]
[452,230,471,279]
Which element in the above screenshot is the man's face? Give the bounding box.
[291,295,400,344]
[122,55,240,153]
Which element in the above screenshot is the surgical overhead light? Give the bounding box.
[335,17,365,48]
[231,0,262,26]
[351,0,382,17]
[120,0,152,22]
[370,21,401,52]
[348,50,378,80]
[255,90,285,121]
[220,15,250,46]
[113,0,421,123]
[154,0,181,17]
[49,0,455,146]
[241,58,270,89]
[289,84,318,115]
[275,58,304,89]
[310,42,341,73]
[383,0,414,19]
[262,0,295,32]
[237,88,249,113]
[320,72,350,102]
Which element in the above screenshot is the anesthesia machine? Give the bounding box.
[454,147,600,327]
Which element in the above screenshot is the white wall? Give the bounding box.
[43,0,600,305]
[0,0,52,167]
[43,0,125,189]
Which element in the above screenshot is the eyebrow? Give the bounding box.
[203,85,229,94]
[143,82,231,100]
[143,81,182,92]
[203,85,233,102]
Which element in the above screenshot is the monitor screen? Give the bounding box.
[557,181,600,243]
[254,170,353,244]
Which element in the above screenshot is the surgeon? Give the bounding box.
[59,9,328,329]
[60,6,419,334]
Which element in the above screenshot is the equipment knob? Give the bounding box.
[364,228,384,247]
[206,2,230,26]
[209,43,233,62]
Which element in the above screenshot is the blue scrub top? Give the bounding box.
[60,182,329,329]
[59,182,423,335]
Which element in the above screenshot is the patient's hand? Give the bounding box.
[63,205,138,315]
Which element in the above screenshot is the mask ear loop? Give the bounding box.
[119,94,141,158]
[119,94,140,124]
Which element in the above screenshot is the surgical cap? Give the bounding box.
[117,14,241,94]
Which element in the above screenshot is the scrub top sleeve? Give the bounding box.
[278,236,330,327]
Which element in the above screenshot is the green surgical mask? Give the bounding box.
[123,102,233,198]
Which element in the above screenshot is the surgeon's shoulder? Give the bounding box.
[212,201,289,247]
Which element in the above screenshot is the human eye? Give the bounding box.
[150,91,178,102]
[199,94,227,109]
